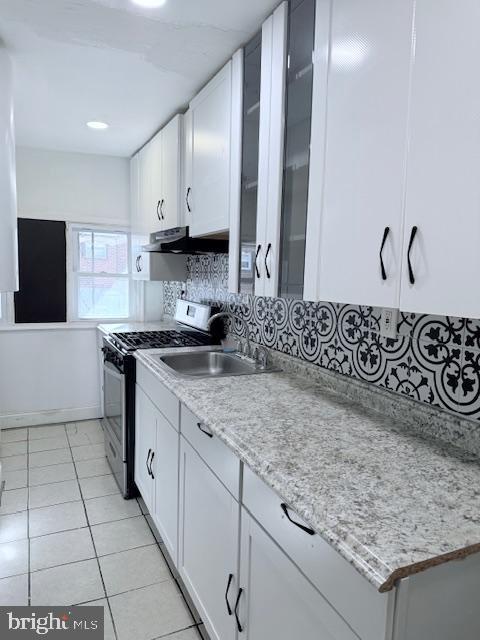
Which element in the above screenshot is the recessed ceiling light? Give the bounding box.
[131,0,167,7]
[86,121,109,130]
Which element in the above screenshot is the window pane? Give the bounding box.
[78,232,93,272]
[93,233,128,274]
[77,276,129,319]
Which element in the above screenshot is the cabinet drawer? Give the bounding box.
[243,467,390,640]
[180,404,240,499]
[136,362,179,430]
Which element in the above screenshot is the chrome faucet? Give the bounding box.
[207,311,251,358]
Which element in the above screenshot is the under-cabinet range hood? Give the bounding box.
[142,227,228,254]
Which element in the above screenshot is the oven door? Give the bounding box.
[103,360,126,461]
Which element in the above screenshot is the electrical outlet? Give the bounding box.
[380,307,398,339]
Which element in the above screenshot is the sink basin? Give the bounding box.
[153,350,276,378]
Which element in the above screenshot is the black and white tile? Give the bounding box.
[162,255,480,421]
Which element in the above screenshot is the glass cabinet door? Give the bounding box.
[278,0,316,298]
[239,32,262,294]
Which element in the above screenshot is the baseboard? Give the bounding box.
[0,406,102,429]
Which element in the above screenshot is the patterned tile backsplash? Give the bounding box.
[163,255,480,421]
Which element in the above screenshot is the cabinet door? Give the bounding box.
[399,0,480,318]
[235,31,262,295]
[189,62,233,237]
[255,2,288,297]
[134,385,156,512]
[148,131,163,230]
[130,153,140,231]
[277,0,316,299]
[152,409,179,566]
[183,108,193,227]
[137,144,156,232]
[238,510,357,640]
[161,115,181,231]
[178,437,238,640]
[305,0,413,308]
[131,234,150,281]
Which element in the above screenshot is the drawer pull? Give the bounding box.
[255,244,261,279]
[379,226,390,281]
[225,573,234,616]
[407,225,418,285]
[149,451,155,480]
[197,422,213,438]
[234,588,244,632]
[146,449,152,477]
[280,503,315,536]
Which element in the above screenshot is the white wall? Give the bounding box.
[0,327,101,428]
[15,146,130,226]
[0,147,130,428]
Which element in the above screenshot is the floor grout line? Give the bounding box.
[4,419,205,639]
[70,421,119,640]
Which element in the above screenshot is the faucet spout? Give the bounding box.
[207,311,250,357]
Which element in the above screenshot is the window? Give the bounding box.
[71,227,130,320]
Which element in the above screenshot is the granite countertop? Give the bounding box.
[135,347,480,593]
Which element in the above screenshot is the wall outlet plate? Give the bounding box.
[380,307,399,339]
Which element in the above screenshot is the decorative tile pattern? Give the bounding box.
[162,255,480,421]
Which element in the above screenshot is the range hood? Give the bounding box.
[142,226,228,254]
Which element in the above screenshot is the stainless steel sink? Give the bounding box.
[153,350,276,378]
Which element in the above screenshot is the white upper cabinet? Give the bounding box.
[189,54,243,238]
[399,0,480,318]
[131,114,183,234]
[160,115,182,231]
[229,2,288,295]
[304,0,414,307]
[254,1,288,297]
[183,108,193,228]
[0,48,18,293]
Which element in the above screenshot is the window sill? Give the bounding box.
[0,322,102,332]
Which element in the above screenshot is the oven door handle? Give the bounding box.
[103,360,123,379]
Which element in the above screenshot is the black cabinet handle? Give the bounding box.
[264,243,271,279]
[146,449,152,477]
[407,225,418,285]
[197,422,213,438]
[280,503,315,536]
[160,199,165,220]
[254,244,261,279]
[186,187,191,213]
[379,227,390,281]
[156,200,161,220]
[135,256,139,272]
[148,451,155,479]
[225,573,234,616]
[234,588,243,632]
[138,255,143,272]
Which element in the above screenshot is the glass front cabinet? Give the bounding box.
[229,0,317,300]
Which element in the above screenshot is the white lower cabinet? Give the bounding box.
[178,436,239,640]
[135,370,180,566]
[134,385,156,512]
[238,508,358,640]
[151,409,179,565]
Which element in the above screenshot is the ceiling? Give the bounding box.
[0,0,278,157]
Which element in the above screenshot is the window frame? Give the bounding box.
[68,223,134,323]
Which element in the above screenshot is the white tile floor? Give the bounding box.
[0,420,205,640]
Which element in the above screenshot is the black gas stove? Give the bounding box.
[110,329,214,352]
[101,301,220,499]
